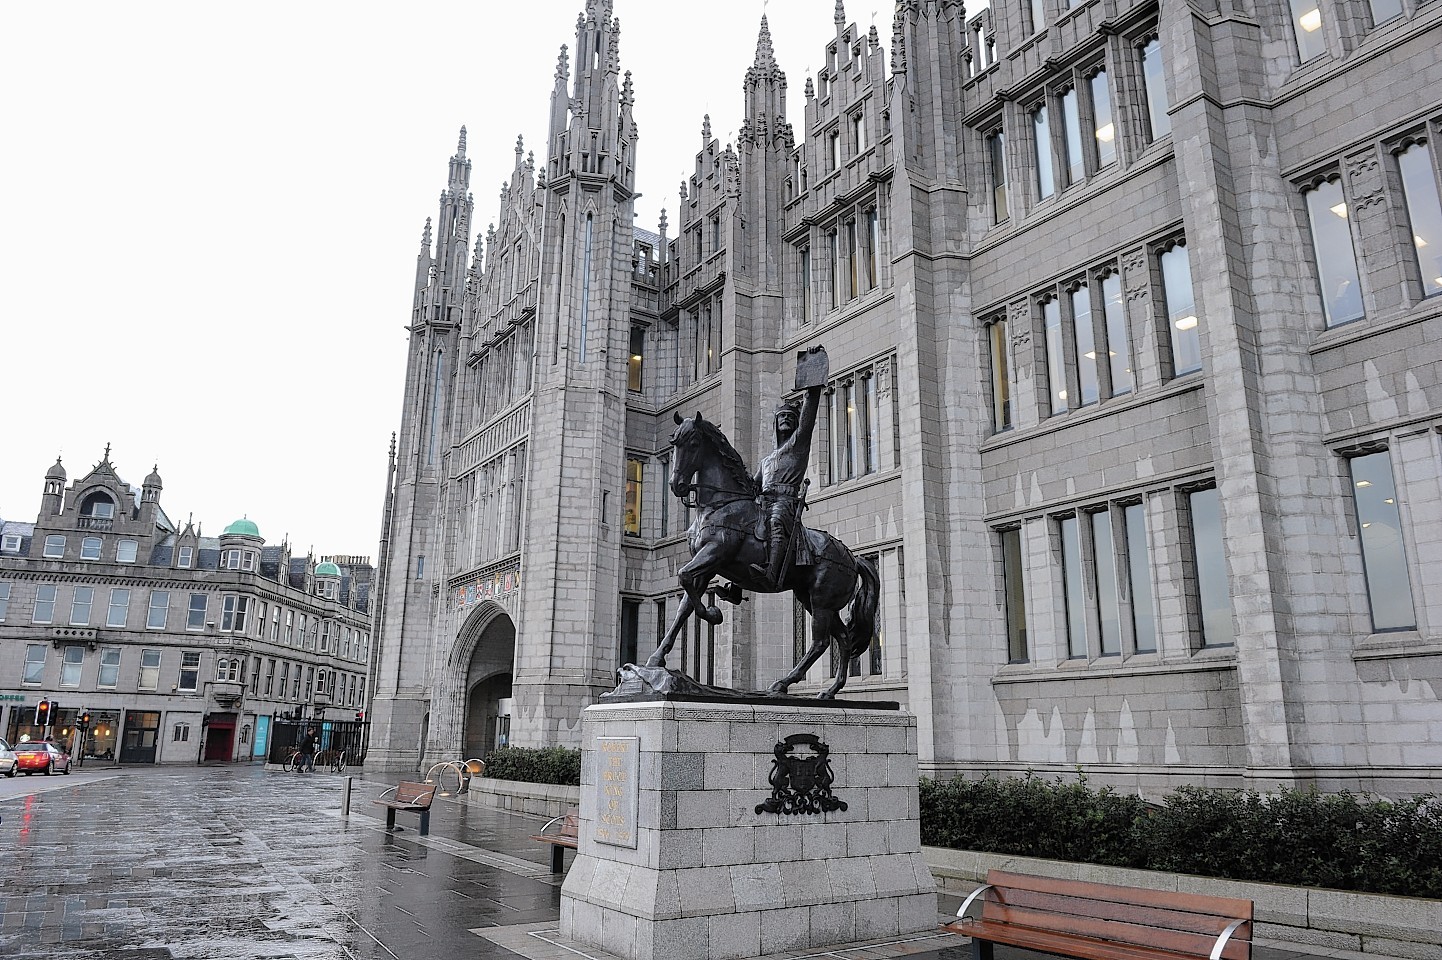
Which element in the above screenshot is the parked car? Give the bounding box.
[0,738,16,777]
[14,741,71,776]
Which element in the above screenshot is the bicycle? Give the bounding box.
[326,750,346,774]
[282,748,304,773]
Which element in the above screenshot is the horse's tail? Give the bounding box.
[842,554,880,662]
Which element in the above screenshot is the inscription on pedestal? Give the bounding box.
[595,736,639,848]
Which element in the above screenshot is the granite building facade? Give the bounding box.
[0,451,374,764]
[371,0,1442,796]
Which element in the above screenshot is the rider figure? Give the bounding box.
[751,380,824,588]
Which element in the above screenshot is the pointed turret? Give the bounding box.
[42,456,65,515]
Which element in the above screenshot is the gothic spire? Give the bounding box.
[835,0,846,28]
[754,15,776,70]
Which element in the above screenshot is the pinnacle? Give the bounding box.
[754,14,776,70]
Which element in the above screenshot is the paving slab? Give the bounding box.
[0,766,1347,960]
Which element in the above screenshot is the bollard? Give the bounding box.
[341,775,352,816]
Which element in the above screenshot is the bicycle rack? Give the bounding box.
[423,758,488,797]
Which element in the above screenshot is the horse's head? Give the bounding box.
[670,410,705,498]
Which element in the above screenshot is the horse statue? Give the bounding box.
[643,410,880,699]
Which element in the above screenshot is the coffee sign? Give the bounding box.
[595,736,639,849]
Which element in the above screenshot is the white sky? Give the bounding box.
[0,1,896,557]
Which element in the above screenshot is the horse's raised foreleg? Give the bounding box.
[677,542,728,626]
[768,608,836,696]
[646,593,695,669]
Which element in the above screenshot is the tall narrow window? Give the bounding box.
[852,113,867,153]
[1349,452,1416,631]
[24,644,46,684]
[579,213,593,363]
[846,220,859,299]
[70,586,94,626]
[179,651,201,692]
[98,647,121,688]
[1033,106,1055,200]
[1289,0,1327,62]
[987,130,1009,223]
[1124,503,1157,652]
[1397,142,1442,297]
[829,230,841,308]
[1029,0,1047,32]
[620,599,640,669]
[987,318,1012,432]
[107,588,130,627]
[829,129,841,170]
[628,325,645,391]
[1043,298,1067,415]
[1072,285,1099,406]
[1061,87,1084,185]
[841,380,858,480]
[1303,179,1364,326]
[1188,487,1234,647]
[187,593,208,631]
[658,454,671,536]
[1002,528,1028,662]
[800,246,812,324]
[1140,39,1171,141]
[1060,516,1087,658]
[147,590,169,629]
[1091,511,1121,655]
[139,649,161,690]
[0,582,8,621]
[624,458,644,536]
[865,208,880,290]
[61,645,84,686]
[1160,243,1202,375]
[1101,273,1132,395]
[34,584,57,623]
[1090,70,1116,167]
[864,373,880,473]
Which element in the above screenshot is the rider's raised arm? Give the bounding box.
[792,382,824,452]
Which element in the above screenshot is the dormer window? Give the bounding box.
[1,535,21,553]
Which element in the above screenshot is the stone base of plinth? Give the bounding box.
[559,699,937,960]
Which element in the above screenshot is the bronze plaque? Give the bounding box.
[595,736,639,848]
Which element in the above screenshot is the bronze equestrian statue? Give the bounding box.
[643,347,880,699]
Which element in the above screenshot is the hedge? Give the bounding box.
[919,773,1442,898]
[480,745,581,786]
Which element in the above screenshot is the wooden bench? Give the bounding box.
[373,781,437,836]
[943,870,1252,960]
[528,809,579,873]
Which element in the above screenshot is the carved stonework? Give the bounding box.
[756,734,848,815]
[1346,149,1387,212]
[1123,248,1151,302]
[875,357,892,398]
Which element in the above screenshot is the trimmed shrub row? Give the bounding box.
[480,745,582,786]
[919,773,1442,898]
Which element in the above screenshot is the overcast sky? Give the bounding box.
[0,1,908,557]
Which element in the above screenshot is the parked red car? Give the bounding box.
[14,741,72,775]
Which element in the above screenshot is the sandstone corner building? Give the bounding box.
[0,452,374,764]
[370,0,1442,796]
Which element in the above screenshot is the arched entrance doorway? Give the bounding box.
[454,604,516,758]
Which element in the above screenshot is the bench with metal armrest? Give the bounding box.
[528,808,579,873]
[943,869,1252,960]
[373,781,438,836]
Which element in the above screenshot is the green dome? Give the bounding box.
[315,561,341,578]
[223,518,261,538]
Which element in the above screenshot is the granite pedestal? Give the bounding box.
[559,699,937,960]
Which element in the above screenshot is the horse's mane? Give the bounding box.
[691,418,760,498]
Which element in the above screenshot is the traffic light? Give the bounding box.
[79,712,92,728]
[35,699,52,727]
[355,711,364,722]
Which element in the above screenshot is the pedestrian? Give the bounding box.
[299,727,317,773]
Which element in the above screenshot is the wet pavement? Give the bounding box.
[0,765,1328,960]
